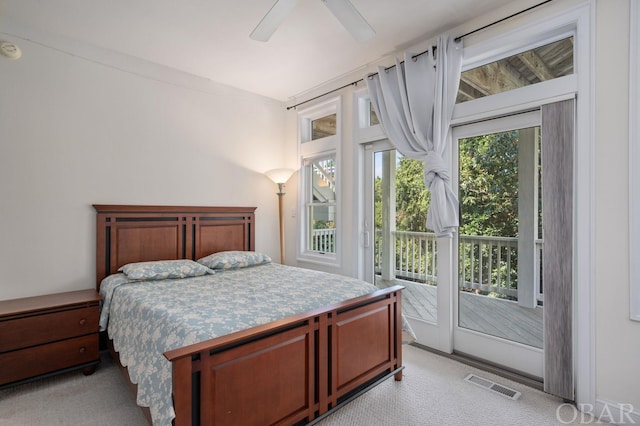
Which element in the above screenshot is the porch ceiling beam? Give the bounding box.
[461,61,530,96]
[312,121,336,139]
[457,80,485,102]
[518,50,555,81]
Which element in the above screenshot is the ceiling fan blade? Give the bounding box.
[250,0,298,42]
[322,0,375,42]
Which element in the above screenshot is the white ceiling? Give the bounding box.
[3,0,522,102]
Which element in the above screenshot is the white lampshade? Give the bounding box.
[265,168,295,184]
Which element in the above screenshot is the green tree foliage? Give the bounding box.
[395,157,431,232]
[374,176,382,230]
[374,155,430,232]
[459,131,519,238]
[374,132,519,238]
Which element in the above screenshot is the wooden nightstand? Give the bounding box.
[0,289,101,388]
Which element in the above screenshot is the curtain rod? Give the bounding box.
[454,0,553,41]
[285,49,430,111]
[285,0,554,111]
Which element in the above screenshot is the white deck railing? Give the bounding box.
[312,228,336,253]
[459,234,518,298]
[374,230,543,302]
[390,230,438,284]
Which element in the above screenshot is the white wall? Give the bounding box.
[594,0,640,414]
[0,27,287,300]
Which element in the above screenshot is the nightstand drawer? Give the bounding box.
[0,307,99,352]
[0,334,99,385]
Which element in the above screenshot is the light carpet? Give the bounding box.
[0,345,601,425]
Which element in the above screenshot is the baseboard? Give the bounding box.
[591,398,640,425]
[410,343,544,391]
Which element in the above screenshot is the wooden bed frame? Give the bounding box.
[94,205,404,426]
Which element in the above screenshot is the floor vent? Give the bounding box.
[464,374,521,400]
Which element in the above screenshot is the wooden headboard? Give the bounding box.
[94,205,256,290]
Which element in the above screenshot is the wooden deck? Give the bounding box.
[376,277,543,348]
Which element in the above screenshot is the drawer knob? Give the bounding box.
[79,318,87,326]
[79,346,86,353]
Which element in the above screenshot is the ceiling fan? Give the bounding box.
[250,0,375,42]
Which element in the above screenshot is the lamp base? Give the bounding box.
[277,192,285,264]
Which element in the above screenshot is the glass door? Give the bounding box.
[363,140,451,351]
[363,110,547,376]
[373,148,437,320]
[452,111,544,378]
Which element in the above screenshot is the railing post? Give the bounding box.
[381,151,396,281]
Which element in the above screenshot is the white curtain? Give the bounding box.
[366,35,463,237]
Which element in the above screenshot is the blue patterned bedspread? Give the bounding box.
[99,263,388,425]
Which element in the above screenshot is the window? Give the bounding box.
[354,88,385,143]
[311,114,336,140]
[369,103,379,125]
[298,97,341,266]
[305,156,336,254]
[457,37,574,103]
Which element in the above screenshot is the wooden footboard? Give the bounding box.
[164,285,404,426]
